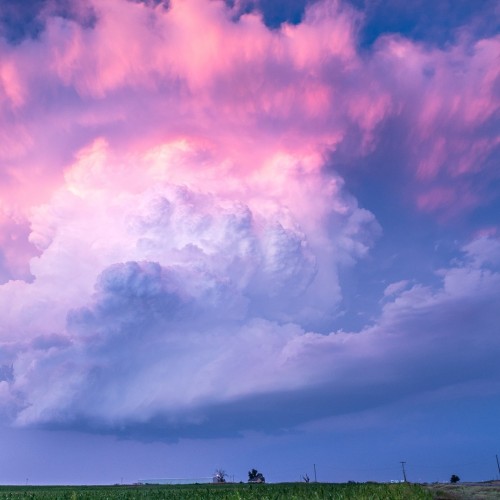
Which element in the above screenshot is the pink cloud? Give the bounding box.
[1,0,495,227]
[370,33,500,215]
[0,0,498,438]
[0,56,26,107]
[0,0,496,284]
[415,186,471,214]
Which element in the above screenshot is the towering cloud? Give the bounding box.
[0,0,498,441]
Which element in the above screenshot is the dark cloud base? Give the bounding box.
[34,384,406,442]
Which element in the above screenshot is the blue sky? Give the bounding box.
[0,0,499,485]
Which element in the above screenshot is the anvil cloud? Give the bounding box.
[0,0,499,484]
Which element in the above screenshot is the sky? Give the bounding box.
[0,0,499,486]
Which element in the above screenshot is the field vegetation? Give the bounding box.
[6,480,500,499]
[0,482,432,499]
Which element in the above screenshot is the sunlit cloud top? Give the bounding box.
[0,0,499,443]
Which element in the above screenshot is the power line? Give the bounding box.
[283,454,500,482]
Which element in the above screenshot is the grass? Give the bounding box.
[0,482,433,499]
[423,480,500,500]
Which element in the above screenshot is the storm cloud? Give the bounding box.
[0,0,499,453]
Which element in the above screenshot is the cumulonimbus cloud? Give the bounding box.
[0,0,498,438]
[0,136,378,432]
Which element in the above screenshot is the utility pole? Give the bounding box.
[400,461,407,482]
[496,455,500,478]
[313,463,317,482]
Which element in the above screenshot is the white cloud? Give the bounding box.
[3,190,499,438]
[0,0,498,441]
[0,136,380,433]
[383,280,409,297]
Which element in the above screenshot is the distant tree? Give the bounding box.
[302,473,310,483]
[248,469,265,483]
[450,474,460,484]
[213,469,227,483]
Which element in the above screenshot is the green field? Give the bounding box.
[0,482,432,499]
